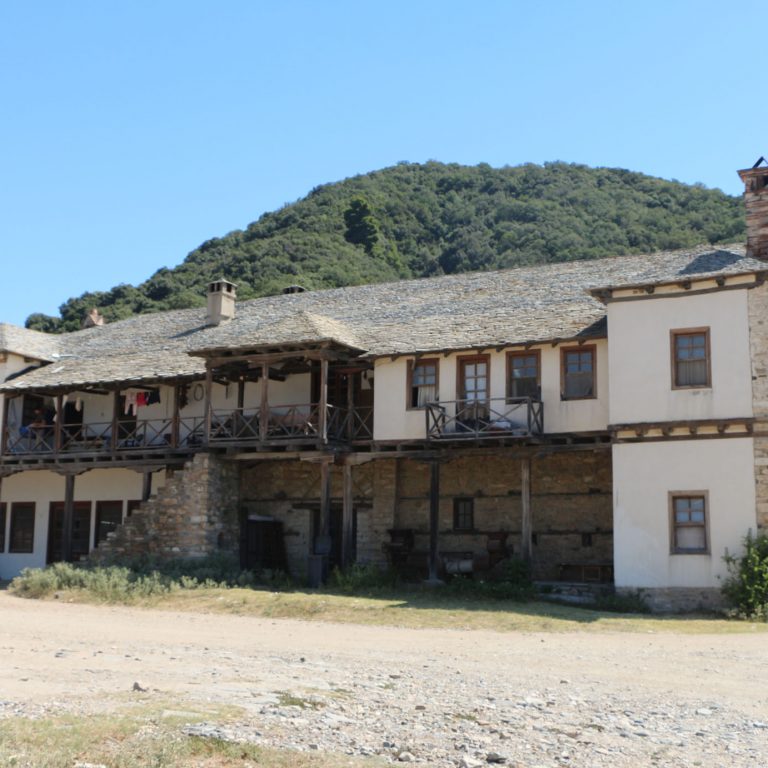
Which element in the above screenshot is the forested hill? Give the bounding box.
[27,161,746,332]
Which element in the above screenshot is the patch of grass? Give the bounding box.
[0,704,377,768]
[9,562,768,634]
[275,691,325,710]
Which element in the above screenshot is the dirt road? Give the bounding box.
[1,592,766,766]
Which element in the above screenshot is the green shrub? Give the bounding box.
[722,531,768,620]
[327,563,400,593]
[442,557,534,601]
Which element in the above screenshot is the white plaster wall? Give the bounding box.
[0,467,166,579]
[373,342,610,441]
[608,290,753,425]
[612,439,756,589]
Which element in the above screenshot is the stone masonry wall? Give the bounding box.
[749,282,768,529]
[91,453,240,563]
[240,460,376,580]
[240,450,611,581]
[392,450,612,580]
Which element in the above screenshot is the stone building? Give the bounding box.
[1,161,767,611]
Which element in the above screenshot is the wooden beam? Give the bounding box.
[428,459,440,581]
[318,459,332,552]
[346,371,355,442]
[341,462,354,568]
[318,358,329,444]
[204,366,213,445]
[62,473,75,563]
[520,457,532,566]
[54,394,63,454]
[237,377,245,411]
[111,390,120,455]
[171,385,180,449]
[1,395,11,456]
[142,471,153,502]
[259,362,269,442]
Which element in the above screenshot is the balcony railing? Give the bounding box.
[1,404,375,461]
[3,415,207,457]
[425,397,543,440]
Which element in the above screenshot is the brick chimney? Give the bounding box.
[206,279,237,325]
[738,157,768,260]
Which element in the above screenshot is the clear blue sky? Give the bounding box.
[1,1,765,327]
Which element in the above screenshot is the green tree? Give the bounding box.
[343,196,380,255]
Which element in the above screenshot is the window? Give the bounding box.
[9,503,35,553]
[126,499,142,517]
[670,493,708,554]
[671,329,710,388]
[0,503,5,552]
[94,501,124,547]
[407,358,439,409]
[561,346,596,400]
[507,351,540,399]
[458,355,490,404]
[453,498,474,531]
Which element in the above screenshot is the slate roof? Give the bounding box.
[0,324,60,361]
[1,243,764,393]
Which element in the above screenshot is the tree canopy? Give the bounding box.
[27,161,746,332]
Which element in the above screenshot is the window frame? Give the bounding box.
[560,344,597,401]
[670,327,711,390]
[0,502,6,553]
[452,497,475,532]
[8,502,35,554]
[669,491,710,555]
[506,349,541,401]
[456,354,491,404]
[406,357,440,410]
[94,500,124,548]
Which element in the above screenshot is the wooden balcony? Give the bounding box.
[425,397,544,441]
[0,406,374,464]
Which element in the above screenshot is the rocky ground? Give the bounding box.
[1,592,767,767]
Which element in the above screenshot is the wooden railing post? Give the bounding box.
[259,363,269,442]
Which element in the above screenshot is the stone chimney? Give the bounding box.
[206,279,237,325]
[738,157,768,260]
[81,308,105,329]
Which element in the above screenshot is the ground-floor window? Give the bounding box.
[670,492,708,554]
[9,502,35,553]
[94,500,124,546]
[453,497,475,531]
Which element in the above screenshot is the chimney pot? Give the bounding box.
[206,279,237,325]
[82,308,105,328]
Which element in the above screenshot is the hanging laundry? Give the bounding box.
[147,389,161,405]
[75,397,82,412]
[125,392,138,416]
[136,392,149,407]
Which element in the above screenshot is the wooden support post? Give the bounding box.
[1,395,10,456]
[54,394,63,454]
[341,462,354,568]
[62,473,75,563]
[319,358,329,443]
[259,363,269,442]
[237,377,245,411]
[346,372,355,442]
[111,390,120,454]
[427,459,441,582]
[520,456,532,567]
[142,471,153,502]
[319,460,332,541]
[204,366,213,444]
[171,385,180,448]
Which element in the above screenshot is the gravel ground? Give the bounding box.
[0,592,766,767]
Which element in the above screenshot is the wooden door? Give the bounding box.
[47,501,92,563]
